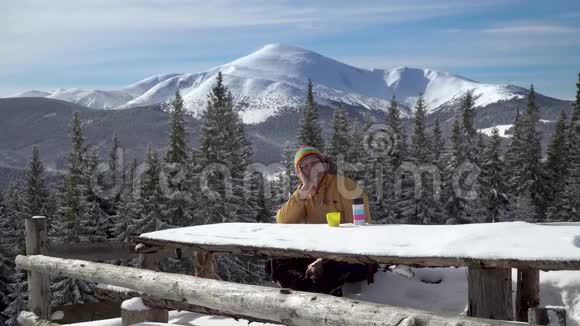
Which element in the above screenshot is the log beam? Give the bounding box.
[132,236,580,270]
[17,255,523,326]
[17,311,60,326]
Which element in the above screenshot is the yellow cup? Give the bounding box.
[326,212,341,227]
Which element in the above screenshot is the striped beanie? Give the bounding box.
[294,145,324,169]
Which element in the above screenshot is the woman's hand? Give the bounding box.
[305,258,324,280]
[298,174,314,199]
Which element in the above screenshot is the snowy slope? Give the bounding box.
[8,43,529,123]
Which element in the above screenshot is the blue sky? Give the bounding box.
[1,0,579,99]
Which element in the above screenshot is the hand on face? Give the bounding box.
[298,156,325,199]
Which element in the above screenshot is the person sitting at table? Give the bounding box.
[265,145,377,296]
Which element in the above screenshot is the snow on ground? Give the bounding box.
[63,267,580,326]
[63,310,279,326]
[477,124,514,138]
[140,222,580,262]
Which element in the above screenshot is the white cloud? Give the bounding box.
[482,24,580,34]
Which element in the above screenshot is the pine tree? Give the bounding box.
[297,79,324,150]
[1,267,27,326]
[505,109,525,186]
[459,90,478,163]
[572,73,580,124]
[166,91,189,164]
[514,85,545,218]
[429,118,446,224]
[0,194,12,319]
[50,275,97,307]
[130,145,169,235]
[164,91,194,226]
[199,72,257,224]
[271,142,296,212]
[82,146,109,242]
[386,96,408,166]
[112,158,139,241]
[198,73,265,283]
[4,181,25,247]
[544,112,569,212]
[107,132,123,213]
[551,75,580,221]
[1,188,28,325]
[480,128,510,222]
[21,146,48,218]
[411,96,431,163]
[432,118,444,165]
[408,95,439,224]
[441,117,472,224]
[50,113,97,305]
[327,105,350,161]
[0,246,12,324]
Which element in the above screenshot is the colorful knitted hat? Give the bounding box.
[294,145,324,169]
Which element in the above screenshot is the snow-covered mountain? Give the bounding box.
[10,43,529,123]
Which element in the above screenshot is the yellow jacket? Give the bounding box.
[276,174,372,224]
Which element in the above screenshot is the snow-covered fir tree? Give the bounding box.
[83,146,110,242]
[21,146,49,219]
[379,96,408,224]
[297,79,324,150]
[4,181,26,247]
[346,113,370,181]
[198,73,266,283]
[550,75,580,221]
[441,93,486,225]
[105,132,123,218]
[129,145,169,234]
[327,105,350,161]
[1,266,27,326]
[544,112,569,217]
[1,187,29,325]
[0,194,11,320]
[510,86,545,219]
[50,112,97,306]
[479,128,510,222]
[408,96,442,224]
[112,158,139,241]
[164,91,194,227]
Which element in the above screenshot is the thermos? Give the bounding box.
[352,197,366,225]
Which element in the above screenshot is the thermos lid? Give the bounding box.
[353,197,364,205]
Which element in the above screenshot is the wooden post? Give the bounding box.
[517,269,540,322]
[121,298,168,326]
[138,252,160,271]
[25,216,50,319]
[528,307,566,326]
[467,267,513,320]
[194,251,216,279]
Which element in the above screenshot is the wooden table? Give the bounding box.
[134,222,580,322]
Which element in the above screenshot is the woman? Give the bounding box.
[266,145,376,296]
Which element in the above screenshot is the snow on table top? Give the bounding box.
[138,222,580,263]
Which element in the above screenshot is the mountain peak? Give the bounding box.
[7,44,530,123]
